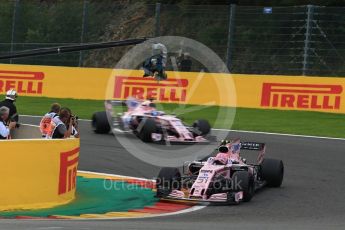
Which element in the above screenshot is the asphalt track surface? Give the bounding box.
[1,116,345,230]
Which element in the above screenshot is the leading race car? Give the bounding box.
[91,98,211,144]
[156,139,284,204]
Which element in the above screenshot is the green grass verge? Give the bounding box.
[0,176,156,217]
[16,96,344,138]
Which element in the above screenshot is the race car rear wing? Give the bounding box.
[241,142,265,151]
[240,142,266,164]
[191,141,267,168]
[105,100,126,106]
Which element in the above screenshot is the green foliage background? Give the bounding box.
[1,0,345,75]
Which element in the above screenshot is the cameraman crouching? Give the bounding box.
[48,108,79,139]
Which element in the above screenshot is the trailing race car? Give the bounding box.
[91,98,211,143]
[156,139,284,204]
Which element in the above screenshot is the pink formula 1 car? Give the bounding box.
[91,98,211,143]
[156,139,284,204]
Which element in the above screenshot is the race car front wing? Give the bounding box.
[160,189,243,203]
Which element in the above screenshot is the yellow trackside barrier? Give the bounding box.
[105,69,236,107]
[232,74,344,114]
[0,64,111,100]
[0,131,79,211]
[1,63,345,114]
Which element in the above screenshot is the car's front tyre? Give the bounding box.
[156,167,181,197]
[138,118,158,142]
[231,170,254,202]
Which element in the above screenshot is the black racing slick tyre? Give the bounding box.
[91,111,110,134]
[231,171,254,202]
[260,158,284,187]
[138,118,157,142]
[192,119,211,136]
[156,167,181,197]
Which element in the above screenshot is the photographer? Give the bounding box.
[0,89,19,125]
[69,114,80,138]
[177,52,192,72]
[142,43,167,80]
[49,107,79,139]
[0,106,16,140]
[40,103,61,137]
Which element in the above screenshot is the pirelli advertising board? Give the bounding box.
[106,69,236,107]
[0,63,344,114]
[233,75,343,113]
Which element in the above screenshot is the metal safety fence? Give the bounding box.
[0,1,345,76]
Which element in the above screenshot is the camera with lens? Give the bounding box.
[10,115,20,128]
[71,115,79,120]
[71,115,79,125]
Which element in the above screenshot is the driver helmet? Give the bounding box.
[6,89,17,101]
[141,100,156,111]
[218,145,229,153]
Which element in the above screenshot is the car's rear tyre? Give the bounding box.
[91,111,110,134]
[192,119,211,136]
[156,167,181,197]
[231,171,254,202]
[138,118,157,142]
[260,158,284,187]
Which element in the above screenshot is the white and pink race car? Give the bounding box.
[156,139,284,204]
[91,98,211,143]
